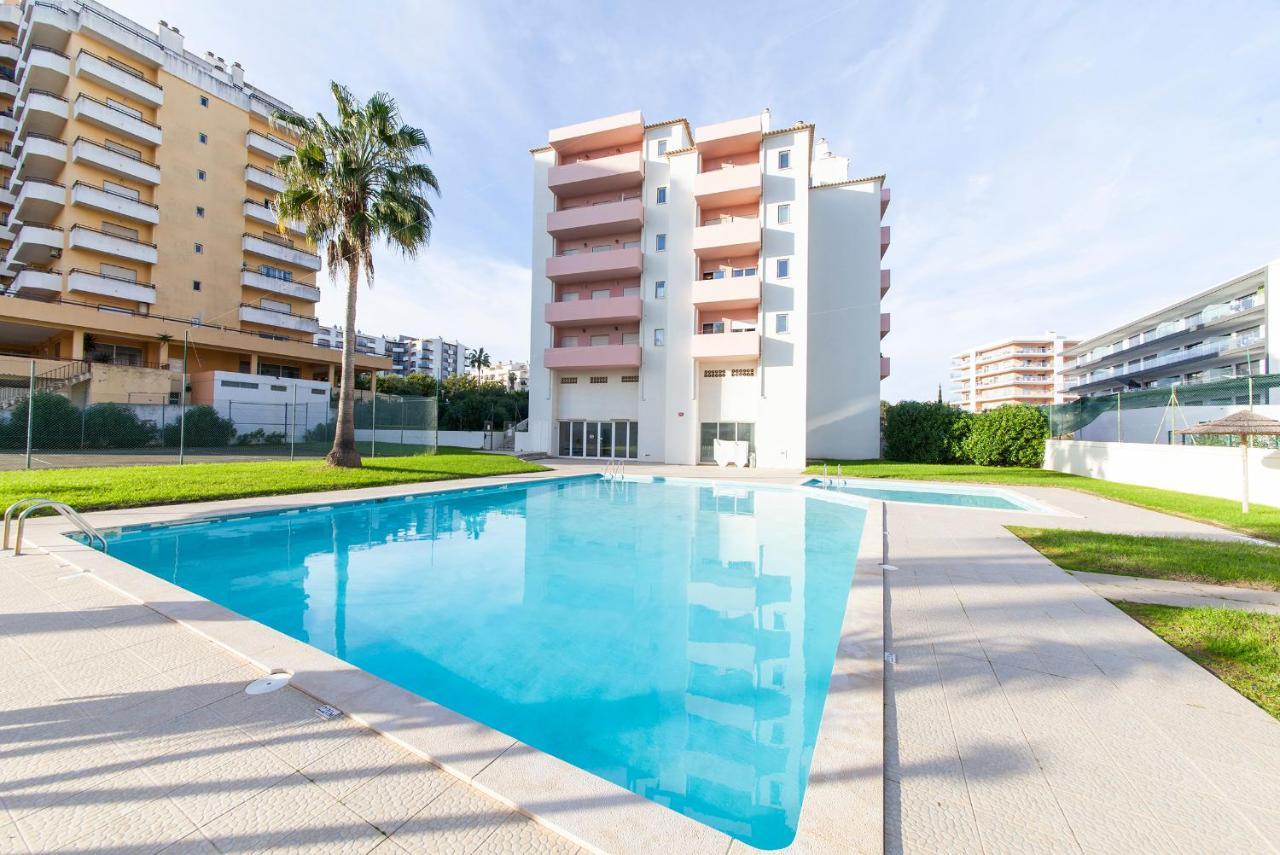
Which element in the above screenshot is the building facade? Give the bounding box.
[313,327,469,381]
[950,333,1078,412]
[475,360,528,391]
[0,0,389,405]
[525,110,888,466]
[1061,261,1275,397]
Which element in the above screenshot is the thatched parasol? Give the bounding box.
[1176,410,1280,513]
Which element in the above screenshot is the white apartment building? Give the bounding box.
[314,327,468,381]
[950,333,1078,412]
[1061,261,1275,397]
[475,360,529,391]
[524,110,890,466]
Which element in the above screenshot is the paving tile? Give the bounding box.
[0,823,27,855]
[473,814,580,854]
[166,744,294,827]
[340,758,455,835]
[61,796,200,853]
[13,766,156,851]
[268,802,387,854]
[198,771,340,853]
[300,729,411,799]
[387,783,518,855]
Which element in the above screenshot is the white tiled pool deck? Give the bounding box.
[4,463,1280,853]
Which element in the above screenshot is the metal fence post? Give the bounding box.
[178,332,189,464]
[290,383,297,461]
[370,373,377,459]
[1116,389,1123,443]
[24,359,35,470]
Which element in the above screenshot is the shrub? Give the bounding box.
[883,401,970,463]
[161,405,236,447]
[82,403,157,449]
[962,404,1049,467]
[0,392,82,450]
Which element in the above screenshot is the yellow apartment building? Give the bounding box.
[0,0,388,406]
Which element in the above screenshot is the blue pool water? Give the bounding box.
[98,476,866,849]
[807,479,1037,511]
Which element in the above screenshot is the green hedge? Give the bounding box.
[884,401,1047,467]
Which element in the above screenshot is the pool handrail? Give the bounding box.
[6,498,108,555]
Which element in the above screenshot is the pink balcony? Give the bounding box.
[881,186,890,217]
[691,329,761,362]
[547,198,643,240]
[692,275,760,311]
[545,295,642,326]
[693,216,760,258]
[880,312,891,340]
[694,115,763,157]
[546,247,643,284]
[880,225,891,258]
[548,111,644,156]
[548,151,643,197]
[880,269,891,298]
[880,356,891,380]
[544,344,642,370]
[693,164,761,207]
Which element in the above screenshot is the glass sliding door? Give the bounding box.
[557,420,639,459]
[699,421,756,464]
[599,421,613,459]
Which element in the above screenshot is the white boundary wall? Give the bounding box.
[1044,439,1280,507]
[354,429,488,449]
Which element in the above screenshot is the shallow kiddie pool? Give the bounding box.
[806,477,1047,512]
[90,475,868,849]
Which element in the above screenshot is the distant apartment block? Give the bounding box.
[1061,261,1275,397]
[525,109,889,465]
[315,325,468,382]
[950,333,1078,412]
[0,0,390,409]
[475,360,528,391]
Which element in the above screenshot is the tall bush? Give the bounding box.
[883,401,970,463]
[961,404,1049,467]
[0,392,81,449]
[161,405,236,447]
[82,403,157,449]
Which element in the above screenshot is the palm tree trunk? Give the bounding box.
[327,262,362,468]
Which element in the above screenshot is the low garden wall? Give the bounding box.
[1044,439,1280,507]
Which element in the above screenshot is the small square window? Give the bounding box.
[777,203,791,225]
[196,169,207,181]
[199,95,209,107]
[656,139,668,156]
[198,132,207,144]
[776,312,790,334]
[776,258,790,278]
[653,328,665,347]
[192,280,201,291]
[655,233,666,252]
[194,243,203,254]
[654,280,666,299]
[778,149,791,170]
[195,206,205,218]
[656,186,667,205]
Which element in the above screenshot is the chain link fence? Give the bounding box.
[0,363,439,470]
[1045,373,1280,448]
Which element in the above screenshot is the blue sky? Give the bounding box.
[114,1,1279,400]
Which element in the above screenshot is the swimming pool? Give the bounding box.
[806,478,1043,511]
[95,476,866,849]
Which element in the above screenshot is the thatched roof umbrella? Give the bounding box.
[1176,410,1280,513]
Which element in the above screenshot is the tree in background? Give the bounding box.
[273,83,439,468]
[466,347,491,371]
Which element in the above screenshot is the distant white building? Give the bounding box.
[475,361,530,391]
[315,327,468,381]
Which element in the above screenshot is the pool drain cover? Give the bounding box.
[246,672,292,695]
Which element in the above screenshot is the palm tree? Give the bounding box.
[466,347,491,371]
[272,83,439,467]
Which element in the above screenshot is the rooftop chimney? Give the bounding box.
[231,61,244,87]
[156,21,183,53]
[760,107,771,132]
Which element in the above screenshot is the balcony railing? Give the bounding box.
[71,136,160,184]
[245,164,284,193]
[72,93,161,146]
[543,343,642,370]
[1071,295,1265,370]
[692,215,760,258]
[67,268,156,304]
[690,328,761,361]
[70,180,158,224]
[74,48,163,107]
[10,266,60,299]
[545,245,642,283]
[240,267,320,303]
[246,130,294,160]
[544,294,642,326]
[1067,337,1255,389]
[242,233,321,271]
[68,224,158,264]
[239,303,321,334]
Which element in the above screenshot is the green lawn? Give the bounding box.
[1009,527,1280,590]
[1115,602,1280,720]
[807,459,1280,543]
[0,447,549,512]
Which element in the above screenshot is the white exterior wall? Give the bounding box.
[1045,439,1280,508]
[658,137,697,463]
[527,147,557,448]
[805,177,882,460]
[203,370,331,438]
[1268,262,1278,386]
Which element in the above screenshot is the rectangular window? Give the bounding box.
[104,140,141,158]
[622,286,640,296]
[591,289,611,299]
[219,380,258,390]
[560,291,579,302]
[192,280,201,291]
[622,332,639,344]
[197,169,207,181]
[656,139,668,156]
[656,186,667,204]
[199,95,209,107]
[103,180,137,199]
[591,244,611,253]
[559,376,578,385]
[622,240,640,249]
[776,258,790,278]
[776,312,790,334]
[195,206,205,217]
[198,132,208,144]
[589,376,608,384]
[100,263,135,280]
[100,222,138,239]
[654,280,666,299]
[778,149,791,170]
[777,203,791,224]
[194,243,203,254]
[653,328,665,346]
[621,375,639,383]
[590,334,609,346]
[560,335,578,347]
[655,233,666,252]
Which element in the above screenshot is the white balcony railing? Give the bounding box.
[240,267,320,302]
[73,49,163,107]
[242,233,320,271]
[71,137,161,185]
[73,94,161,146]
[239,303,321,334]
[67,268,156,304]
[70,181,159,225]
[68,224,158,264]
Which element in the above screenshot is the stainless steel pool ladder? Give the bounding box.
[602,459,626,481]
[3,498,107,556]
